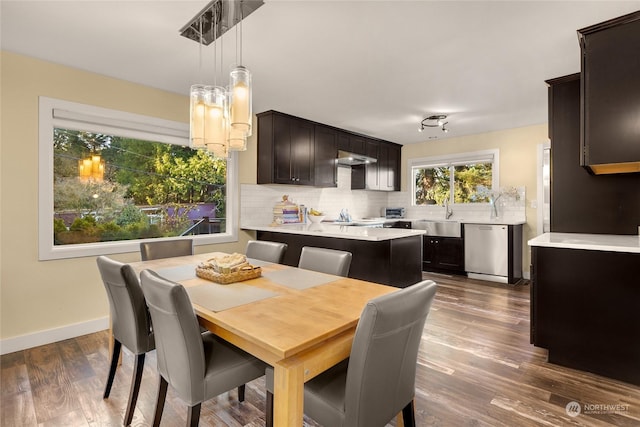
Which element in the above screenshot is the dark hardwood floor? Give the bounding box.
[2,273,639,426]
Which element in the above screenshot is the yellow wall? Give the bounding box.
[0,51,253,342]
[402,124,548,270]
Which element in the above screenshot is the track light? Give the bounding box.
[418,114,450,133]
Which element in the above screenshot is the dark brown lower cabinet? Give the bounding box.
[256,231,423,288]
[531,246,640,386]
[423,237,464,274]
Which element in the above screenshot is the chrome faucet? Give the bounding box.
[444,199,453,219]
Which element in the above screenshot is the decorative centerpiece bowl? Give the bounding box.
[308,215,326,224]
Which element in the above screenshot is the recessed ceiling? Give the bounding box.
[2,0,639,144]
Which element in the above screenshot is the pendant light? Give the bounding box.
[205,10,229,158]
[205,85,229,158]
[228,0,251,150]
[190,84,207,148]
[183,0,260,155]
[78,154,105,182]
[190,20,207,149]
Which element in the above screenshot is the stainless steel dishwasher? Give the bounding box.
[464,224,508,283]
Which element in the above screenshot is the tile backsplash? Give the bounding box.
[241,167,388,225]
[241,167,526,225]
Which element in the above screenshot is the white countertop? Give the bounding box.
[406,218,526,226]
[241,223,426,241]
[528,232,640,254]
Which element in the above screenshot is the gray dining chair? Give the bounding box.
[245,240,288,263]
[265,279,438,427]
[298,246,352,277]
[96,256,155,426]
[139,269,267,427]
[140,238,193,261]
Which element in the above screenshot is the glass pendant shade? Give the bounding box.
[205,86,229,158]
[229,66,252,136]
[228,126,247,151]
[189,84,208,148]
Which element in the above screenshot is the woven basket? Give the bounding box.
[195,265,262,284]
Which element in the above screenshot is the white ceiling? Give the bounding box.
[2,1,639,144]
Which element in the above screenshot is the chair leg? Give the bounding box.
[401,400,416,427]
[265,390,274,427]
[103,339,122,399]
[152,376,168,427]
[124,353,145,426]
[187,404,201,427]
[237,384,246,402]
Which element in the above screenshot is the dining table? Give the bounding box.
[129,251,400,427]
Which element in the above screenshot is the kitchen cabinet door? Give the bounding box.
[546,74,640,235]
[337,132,366,155]
[578,12,640,174]
[314,125,337,188]
[289,119,314,185]
[258,111,314,185]
[362,140,401,192]
[379,142,400,191]
[423,237,464,273]
[365,139,380,190]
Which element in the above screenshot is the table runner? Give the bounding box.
[261,268,338,290]
[186,283,278,312]
[152,264,198,282]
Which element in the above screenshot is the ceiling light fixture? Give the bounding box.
[418,114,450,133]
[181,0,263,157]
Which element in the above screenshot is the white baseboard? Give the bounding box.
[523,271,531,280]
[0,317,109,355]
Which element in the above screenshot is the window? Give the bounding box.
[39,97,238,260]
[410,150,499,206]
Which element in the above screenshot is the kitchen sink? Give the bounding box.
[413,220,462,237]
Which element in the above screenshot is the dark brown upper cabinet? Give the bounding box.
[349,139,400,191]
[313,125,338,188]
[257,110,401,191]
[379,142,400,191]
[337,132,366,155]
[546,74,640,235]
[257,111,314,186]
[578,11,640,175]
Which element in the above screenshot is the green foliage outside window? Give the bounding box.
[414,162,493,205]
[53,129,227,245]
[414,167,450,205]
[453,163,492,203]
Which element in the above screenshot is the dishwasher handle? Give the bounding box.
[475,225,507,231]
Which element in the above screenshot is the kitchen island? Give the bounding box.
[242,223,425,288]
[528,232,640,385]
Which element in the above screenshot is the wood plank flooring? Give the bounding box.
[2,273,639,426]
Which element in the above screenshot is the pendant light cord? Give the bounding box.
[239,1,243,65]
[213,6,217,87]
[198,19,203,82]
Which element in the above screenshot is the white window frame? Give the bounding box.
[408,149,499,206]
[39,97,238,260]
[537,140,551,235]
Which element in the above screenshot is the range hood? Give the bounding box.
[337,150,377,166]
